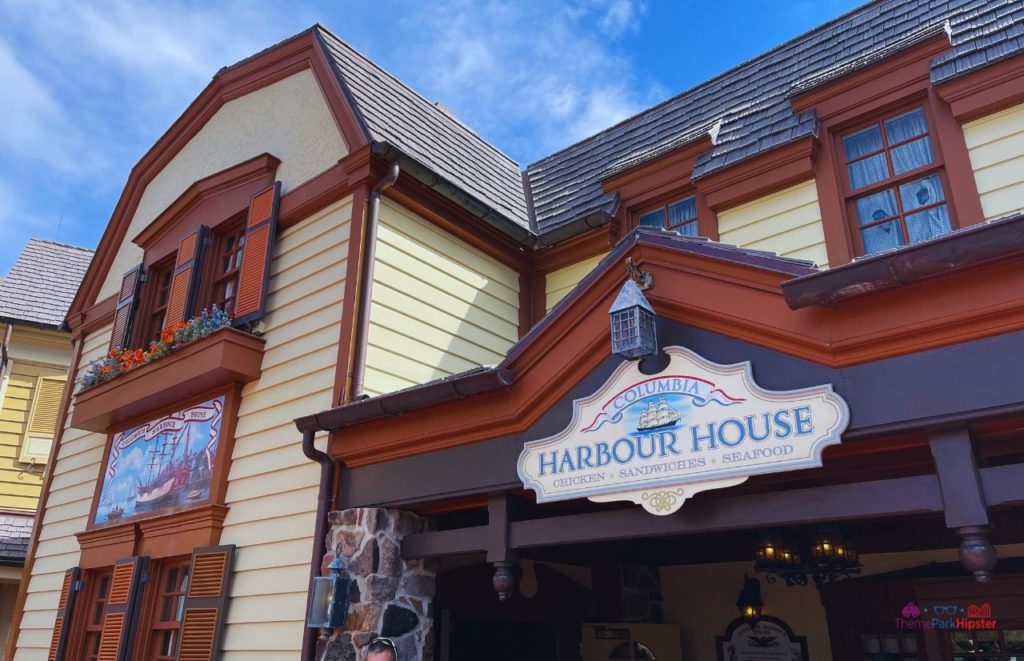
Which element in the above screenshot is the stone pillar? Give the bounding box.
[317,508,436,661]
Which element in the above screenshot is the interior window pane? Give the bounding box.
[638,210,664,228]
[862,636,880,653]
[855,188,899,225]
[848,153,890,190]
[844,125,883,160]
[891,136,934,175]
[906,205,951,243]
[861,219,904,255]
[1005,630,1024,651]
[675,221,699,237]
[668,197,697,224]
[901,635,919,652]
[951,631,975,652]
[884,108,928,143]
[899,174,945,212]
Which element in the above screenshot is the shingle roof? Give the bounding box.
[0,512,33,564]
[524,0,1024,234]
[316,29,531,229]
[0,239,94,329]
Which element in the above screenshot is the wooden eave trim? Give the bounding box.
[132,153,281,248]
[328,241,1024,466]
[694,137,819,211]
[934,52,1024,122]
[385,173,531,271]
[531,229,612,272]
[68,28,370,321]
[277,144,373,231]
[67,294,116,338]
[600,137,713,192]
[790,33,951,115]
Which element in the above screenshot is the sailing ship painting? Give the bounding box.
[94,396,224,525]
[635,397,682,432]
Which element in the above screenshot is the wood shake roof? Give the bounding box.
[0,239,94,329]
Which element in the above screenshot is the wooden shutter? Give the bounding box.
[46,566,80,661]
[97,556,147,661]
[165,226,210,326]
[108,265,143,351]
[232,183,280,326]
[176,545,235,661]
[21,373,67,463]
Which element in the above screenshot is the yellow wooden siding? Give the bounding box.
[217,197,350,658]
[14,325,112,661]
[963,103,1024,220]
[363,200,520,397]
[544,252,609,312]
[0,362,68,510]
[716,180,829,268]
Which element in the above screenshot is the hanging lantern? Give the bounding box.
[609,278,657,360]
[736,575,764,623]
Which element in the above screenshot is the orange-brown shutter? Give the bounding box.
[96,556,148,661]
[108,265,143,351]
[165,226,210,326]
[175,545,235,661]
[232,183,280,326]
[46,566,80,661]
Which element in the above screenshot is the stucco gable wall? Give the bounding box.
[97,68,349,302]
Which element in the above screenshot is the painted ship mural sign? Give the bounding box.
[518,347,849,515]
[94,396,224,525]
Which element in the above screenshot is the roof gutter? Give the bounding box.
[299,428,333,661]
[295,367,516,433]
[534,205,617,248]
[371,142,536,247]
[350,161,400,399]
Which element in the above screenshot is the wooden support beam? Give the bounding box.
[928,426,989,529]
[486,494,512,563]
[400,464,1024,560]
[929,426,997,582]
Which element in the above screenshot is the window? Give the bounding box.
[949,629,1024,658]
[0,362,66,465]
[841,107,953,256]
[205,221,246,316]
[81,570,113,661]
[637,195,700,236]
[139,259,174,346]
[20,370,66,463]
[860,632,921,660]
[144,558,191,660]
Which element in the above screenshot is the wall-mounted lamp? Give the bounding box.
[736,575,764,623]
[306,555,350,632]
[609,261,657,360]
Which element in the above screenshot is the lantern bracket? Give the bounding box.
[626,257,652,291]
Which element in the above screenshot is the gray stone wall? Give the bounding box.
[317,508,436,661]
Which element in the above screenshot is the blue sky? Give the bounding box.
[0,0,864,274]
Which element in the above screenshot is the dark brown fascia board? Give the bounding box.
[295,367,517,432]
[295,227,818,433]
[371,142,535,246]
[782,212,1024,309]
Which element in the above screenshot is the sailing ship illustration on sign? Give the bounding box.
[94,396,223,525]
[636,397,682,432]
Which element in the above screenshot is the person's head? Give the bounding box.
[366,637,397,661]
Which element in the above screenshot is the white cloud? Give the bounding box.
[0,39,79,173]
[599,0,646,37]
[387,0,661,162]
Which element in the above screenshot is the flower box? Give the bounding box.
[71,328,265,432]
